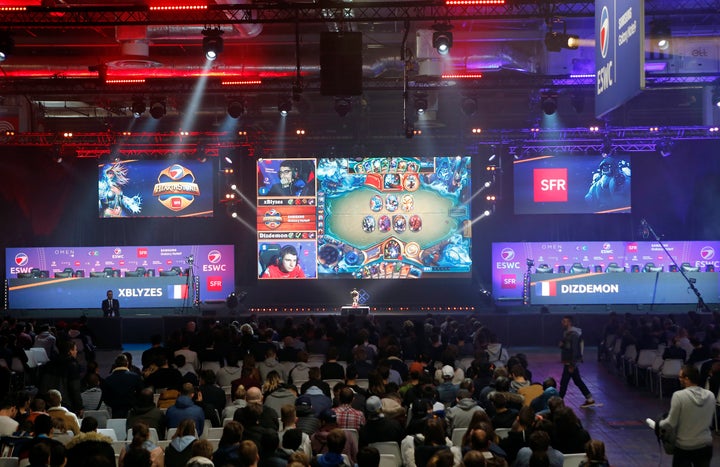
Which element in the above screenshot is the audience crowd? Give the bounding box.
[0,310,716,467]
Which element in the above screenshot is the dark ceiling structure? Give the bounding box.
[0,0,719,156]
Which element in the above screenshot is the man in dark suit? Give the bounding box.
[102,289,120,317]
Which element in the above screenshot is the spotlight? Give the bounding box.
[650,20,671,51]
[0,32,14,62]
[656,138,674,158]
[540,93,557,115]
[334,97,352,117]
[414,93,428,114]
[712,88,720,109]
[227,99,245,119]
[278,96,292,116]
[202,28,224,61]
[131,97,146,118]
[544,31,579,52]
[149,100,165,119]
[432,24,453,55]
[461,97,477,116]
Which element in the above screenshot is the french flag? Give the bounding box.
[536,281,557,297]
[169,284,188,299]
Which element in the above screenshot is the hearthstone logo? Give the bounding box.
[153,164,201,212]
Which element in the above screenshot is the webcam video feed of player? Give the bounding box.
[98,160,214,218]
[256,156,472,280]
[513,154,631,214]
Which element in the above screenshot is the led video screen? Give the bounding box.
[514,155,631,214]
[6,245,234,309]
[256,157,472,279]
[491,240,720,304]
[98,160,214,218]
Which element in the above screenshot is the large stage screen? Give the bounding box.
[256,157,472,279]
[6,245,234,309]
[514,155,631,214]
[491,241,720,305]
[98,160,214,218]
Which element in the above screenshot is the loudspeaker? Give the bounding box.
[320,32,363,96]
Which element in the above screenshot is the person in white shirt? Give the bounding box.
[0,398,19,435]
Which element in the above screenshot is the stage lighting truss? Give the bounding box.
[431,23,453,55]
[131,96,146,118]
[0,31,14,62]
[544,19,579,52]
[149,99,166,119]
[202,27,224,61]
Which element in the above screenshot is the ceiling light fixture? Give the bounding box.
[544,20,579,52]
[0,32,14,62]
[278,96,292,116]
[202,27,224,61]
[414,93,428,114]
[227,99,245,119]
[131,97,146,118]
[650,20,671,51]
[432,24,453,55]
[334,97,352,117]
[149,99,166,119]
[540,92,558,115]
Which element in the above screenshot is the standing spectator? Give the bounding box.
[558,316,594,407]
[102,354,144,418]
[659,364,715,467]
[0,397,19,435]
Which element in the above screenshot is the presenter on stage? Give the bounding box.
[262,245,306,279]
[102,289,120,317]
[351,288,360,307]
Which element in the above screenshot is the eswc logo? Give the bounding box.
[700,246,715,261]
[533,168,568,202]
[500,248,515,261]
[599,6,610,59]
[207,250,222,263]
[15,253,29,267]
[202,250,227,272]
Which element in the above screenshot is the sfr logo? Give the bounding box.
[533,168,568,202]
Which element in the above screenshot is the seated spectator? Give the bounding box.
[103,354,144,418]
[514,428,563,467]
[311,409,358,465]
[491,393,518,429]
[197,370,226,425]
[280,404,313,458]
[320,347,345,381]
[578,439,610,467]
[263,371,298,415]
[80,373,106,413]
[174,355,199,387]
[126,388,166,438]
[333,387,366,432]
[530,378,559,416]
[222,384,248,420]
[119,422,164,467]
[311,428,352,467]
[213,421,244,467]
[234,387,280,431]
[400,417,460,467]
[186,439,215,467]
[166,383,205,436]
[216,351,243,388]
[64,416,115,467]
[164,419,198,467]
[498,405,535,465]
[46,389,80,436]
[259,347,286,383]
[0,396,19,435]
[550,406,590,454]
[358,396,404,447]
[301,367,331,398]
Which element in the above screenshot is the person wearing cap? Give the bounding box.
[436,365,460,405]
[311,409,358,464]
[358,396,404,447]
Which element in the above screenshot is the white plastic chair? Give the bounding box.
[0,457,20,467]
[206,427,224,439]
[98,428,118,441]
[166,427,177,439]
[369,442,401,467]
[634,349,658,387]
[451,428,465,447]
[495,428,511,440]
[127,427,159,444]
[107,418,127,441]
[562,453,587,467]
[379,454,396,467]
[658,359,684,399]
